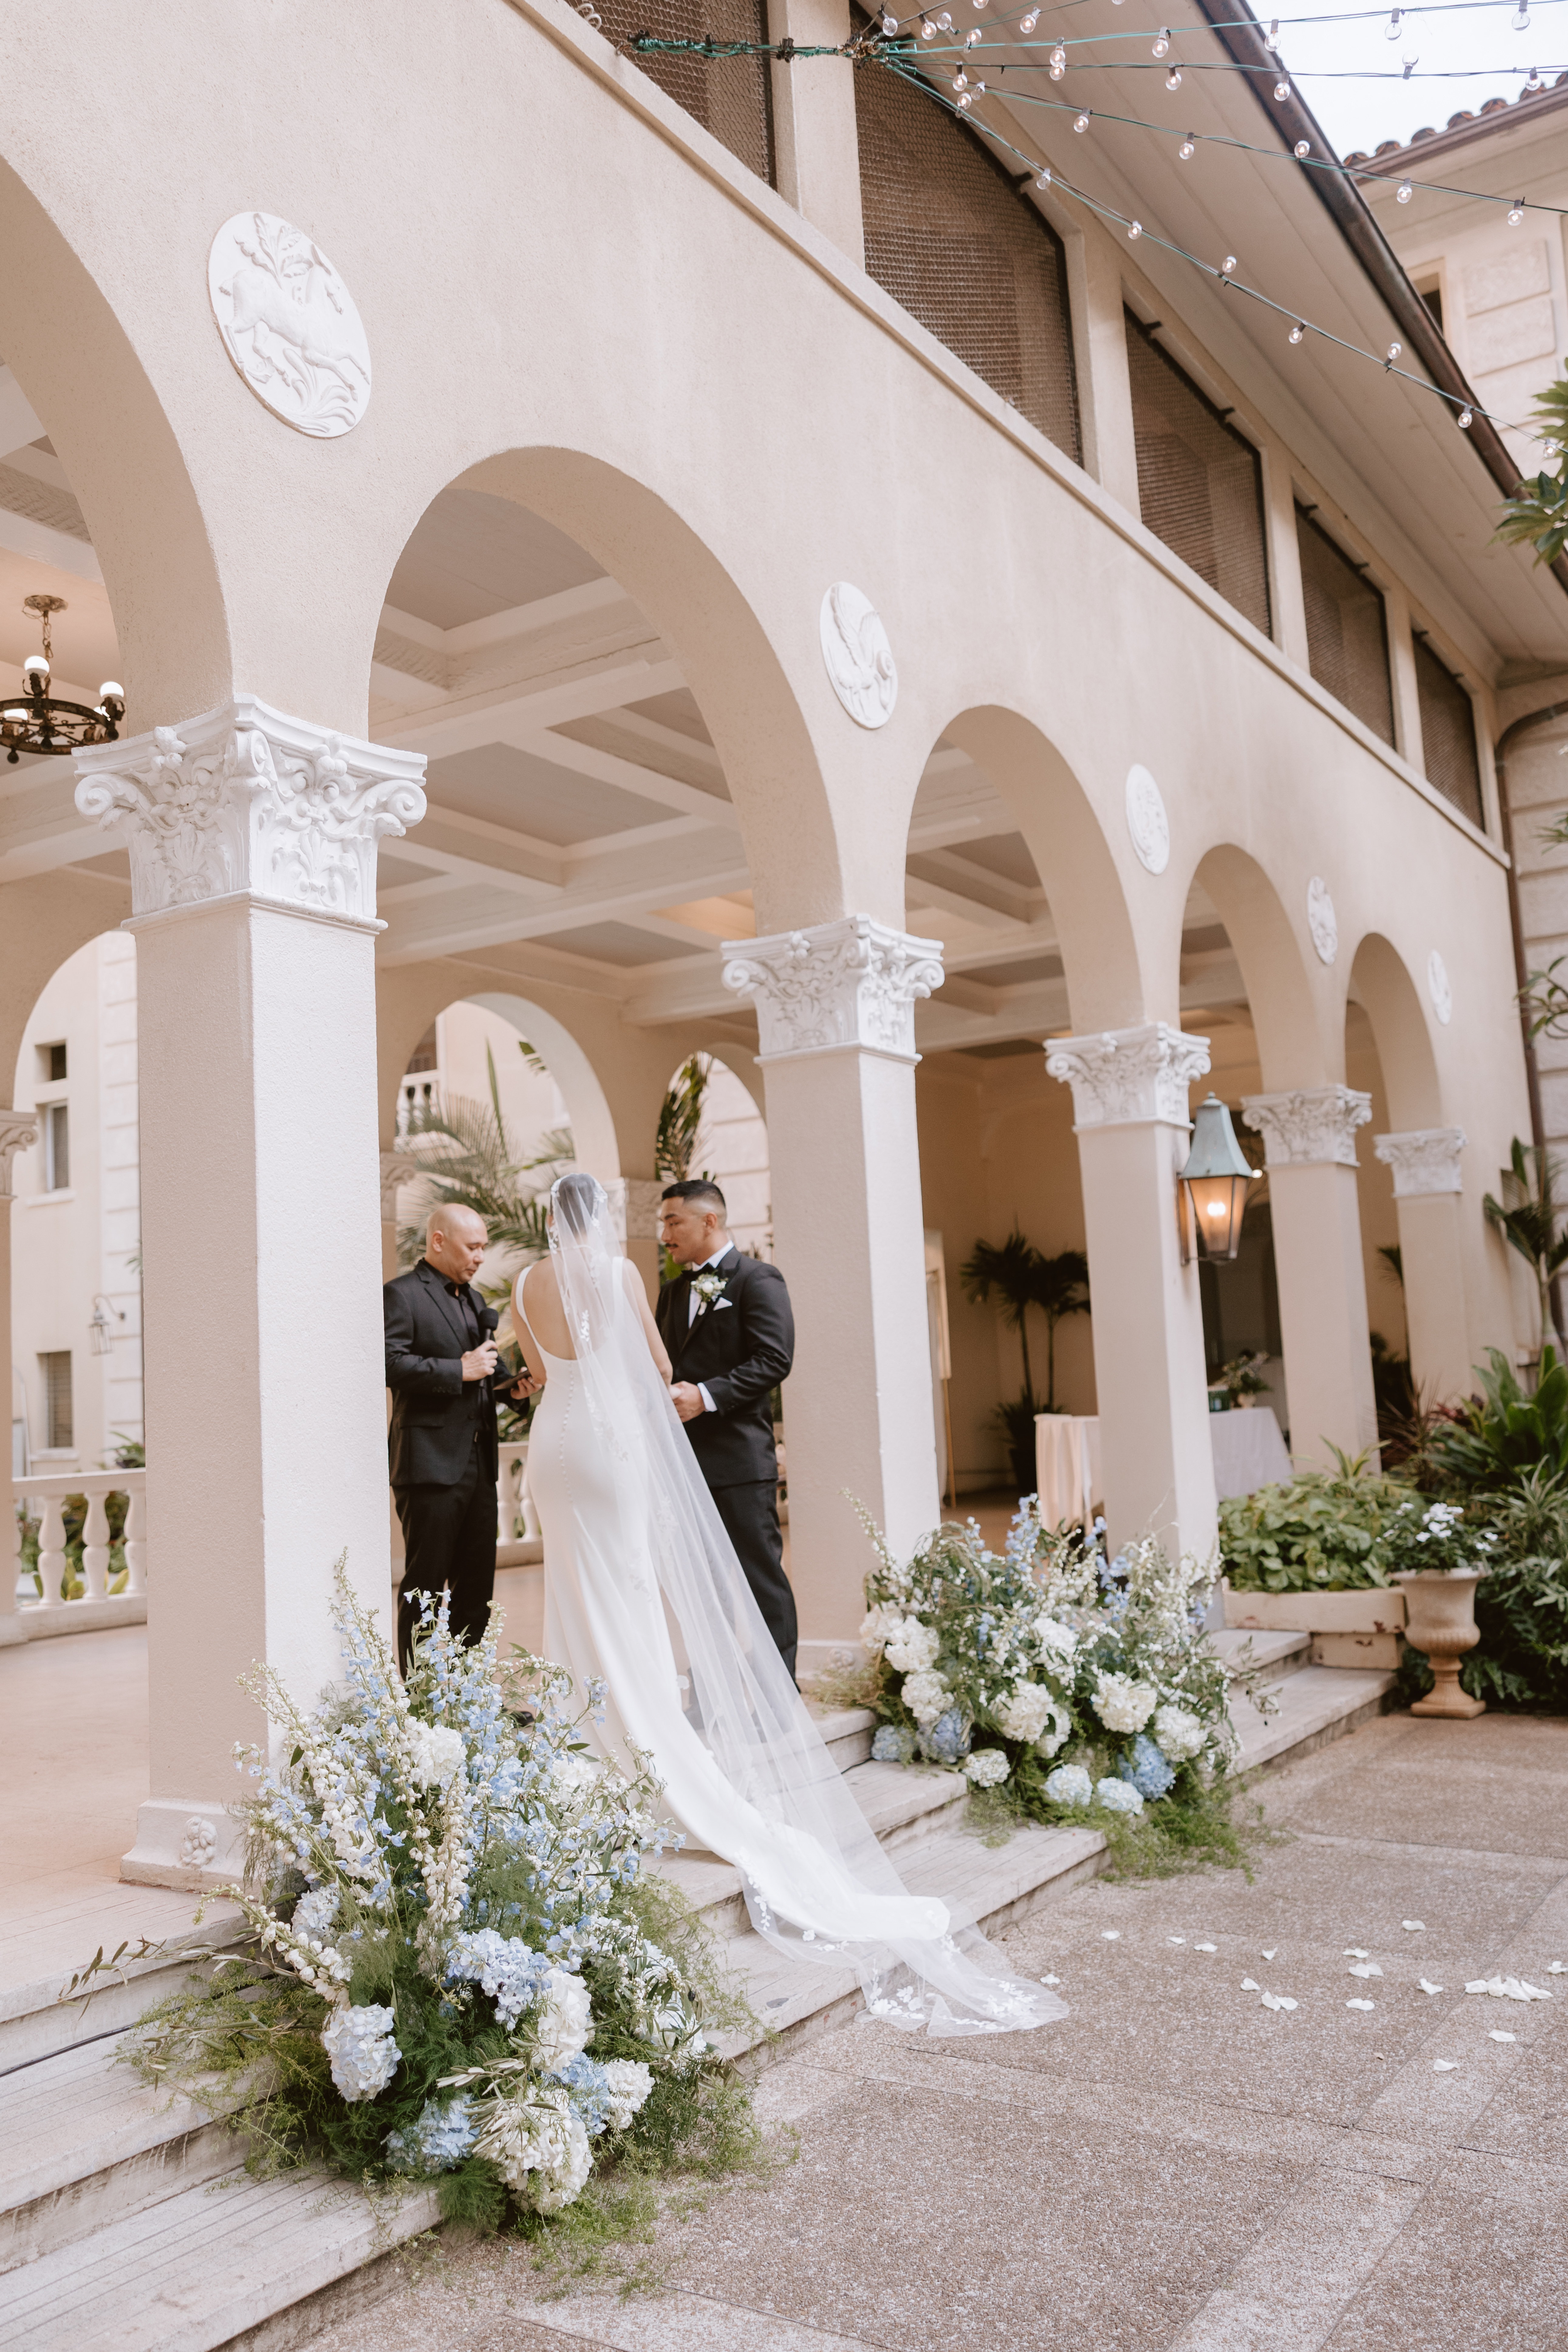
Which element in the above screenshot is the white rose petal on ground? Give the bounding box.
[1262,1948,1277,1960]
[1418,1979,1445,1995]
[1167,1937,1186,1946]
[1489,2030,1518,2042]
[1345,1948,1370,1959]
[1043,1974,1061,1986]
[1402,1920,1425,1931]
[1548,1961,1566,1974]
[1348,1962,1383,1978]
[1101,1930,1121,1941]
[1433,2060,1458,2072]
[1260,1992,1297,2012]
[1240,1978,1260,1991]
[1347,1998,1376,2011]
[1194,1942,1217,1953]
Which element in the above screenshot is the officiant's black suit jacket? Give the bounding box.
[655,1247,794,1489]
[384,1258,510,1489]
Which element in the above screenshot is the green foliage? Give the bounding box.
[654,1056,711,1186]
[1482,1139,1568,1357]
[1218,1462,1420,1591]
[1426,1345,1568,1490]
[15,1488,132,1599]
[395,1042,573,1274]
[960,1230,1090,1415]
[1493,373,1568,566]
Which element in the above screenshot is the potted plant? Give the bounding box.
[1386,1499,1495,1719]
[961,1231,1090,1492]
[1209,1353,1270,1414]
[1218,1457,1414,1665]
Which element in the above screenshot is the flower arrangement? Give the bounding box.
[1382,1497,1498,1579]
[125,1564,755,2234]
[855,1505,1270,1843]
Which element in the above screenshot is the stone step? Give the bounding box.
[1211,1626,1312,1681]
[0,1908,246,2078]
[0,2163,440,2352]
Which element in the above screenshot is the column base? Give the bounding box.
[121,1798,248,1892]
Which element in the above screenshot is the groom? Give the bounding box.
[656,1180,798,1678]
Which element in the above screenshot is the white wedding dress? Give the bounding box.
[512,1176,1066,2036]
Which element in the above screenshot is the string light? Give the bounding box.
[1166,65,1183,87]
[1397,177,1413,200]
[1273,77,1291,98]
[1384,7,1402,35]
[1526,60,1544,86]
[1458,407,1473,427]
[1223,253,1238,273]
[1512,1,1530,23]
[1019,10,1039,29]
[1289,321,1306,343]
[1035,165,1052,186]
[1128,218,1143,237]
[1265,16,1281,45]
[1294,137,1311,155]
[1386,339,1403,360]
[1152,27,1171,57]
[964,26,981,45]
[920,16,936,34]
[1049,42,1066,75]
[1179,132,1196,157]
[1074,108,1090,130]
[1509,196,1526,221]
[952,68,968,88]
[880,8,898,28]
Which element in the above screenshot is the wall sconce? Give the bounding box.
[88,1293,125,1356]
[1179,1094,1255,1263]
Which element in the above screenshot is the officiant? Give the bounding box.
[655,1180,798,1677]
[384,1201,535,1671]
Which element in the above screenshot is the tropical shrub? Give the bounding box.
[1425,1347,1568,1491]
[1218,1461,1421,1591]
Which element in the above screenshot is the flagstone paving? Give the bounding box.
[305,1709,1568,2352]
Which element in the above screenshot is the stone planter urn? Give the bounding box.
[1393,1571,1487,1719]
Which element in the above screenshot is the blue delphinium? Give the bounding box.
[385,2093,477,2173]
[871,1724,918,1764]
[1117,1734,1173,1800]
[922,1709,971,1765]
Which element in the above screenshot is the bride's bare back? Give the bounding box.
[513,1255,671,1384]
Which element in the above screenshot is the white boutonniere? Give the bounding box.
[690,1271,730,1317]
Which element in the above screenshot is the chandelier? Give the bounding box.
[2,593,125,763]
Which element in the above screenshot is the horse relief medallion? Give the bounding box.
[819,583,897,729]
[208,213,371,438]
[1124,765,1170,876]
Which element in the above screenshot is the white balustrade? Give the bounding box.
[497,1442,542,1568]
[14,1469,148,1633]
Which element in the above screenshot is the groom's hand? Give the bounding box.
[671,1382,707,1422]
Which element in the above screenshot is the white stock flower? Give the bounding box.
[1034,1617,1078,1665]
[995,1682,1057,1746]
[600,2059,654,2130]
[1151,1705,1205,1762]
[883,1616,940,1674]
[406,1720,466,1791]
[964,1748,1010,1788]
[1091,1671,1158,1735]
[900,1668,950,1727]
[320,2003,401,2101]
[533,1967,593,2071]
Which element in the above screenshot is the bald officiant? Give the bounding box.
[384,1203,536,1671]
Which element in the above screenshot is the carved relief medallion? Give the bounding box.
[819,584,897,729]
[1427,949,1453,1026]
[1306,877,1338,966]
[1124,766,1170,875]
[208,213,372,438]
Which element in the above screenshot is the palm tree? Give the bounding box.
[395,1042,573,1278]
[961,1230,1047,1406]
[1485,1136,1568,1362]
[655,1054,711,1183]
[1031,1248,1091,1412]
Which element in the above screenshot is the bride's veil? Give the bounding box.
[545,1172,1065,2036]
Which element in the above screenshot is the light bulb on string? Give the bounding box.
[1049,42,1066,76]
[1127,219,1143,240]
[1385,340,1402,362]
[1402,51,1418,75]
[958,89,973,104]
[1152,27,1170,58]
[1457,407,1472,428]
[1289,321,1305,344]
[1073,109,1090,131]
[1384,7,1402,36]
[1265,17,1280,47]
[1020,9,1039,28]
[1166,66,1182,89]
[1178,133,1196,158]
[1396,178,1413,201]
[880,9,898,29]
[1512,2,1529,25]
[1509,197,1525,222]
[1526,63,1544,91]
[1035,166,1052,188]
[920,16,936,34]
[1223,253,1238,273]
[1273,78,1290,101]
[952,68,968,88]
[964,26,981,46]
[937,10,952,26]
[1294,138,1310,158]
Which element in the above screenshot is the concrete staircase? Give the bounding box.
[0,1631,1392,2351]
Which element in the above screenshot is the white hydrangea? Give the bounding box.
[995,1681,1058,1746]
[1034,1616,1078,1665]
[533,1966,593,2071]
[1034,1697,1073,1758]
[900,1668,950,1727]
[475,2081,593,2210]
[860,1605,897,1652]
[320,2002,401,2101]
[1044,1763,1093,1807]
[1151,1704,1206,1762]
[1091,1671,1158,1734]
[964,1748,1010,1788]
[1095,1776,1144,1816]
[405,1719,466,1791]
[883,1615,940,1674]
[600,2058,655,2130]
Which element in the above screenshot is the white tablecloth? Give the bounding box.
[1209,1405,1292,1499]
[1035,1415,1102,1530]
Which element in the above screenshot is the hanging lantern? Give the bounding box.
[1179,1094,1254,1262]
[1,594,125,764]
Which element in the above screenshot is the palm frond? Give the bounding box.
[656,1057,711,1183]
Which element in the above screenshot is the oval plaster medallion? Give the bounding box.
[1125,765,1170,875]
[819,583,897,729]
[1307,876,1338,966]
[1428,948,1453,1026]
[208,212,371,438]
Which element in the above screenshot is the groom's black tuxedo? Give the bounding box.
[656,1247,798,1675]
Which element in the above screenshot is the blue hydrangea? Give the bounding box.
[548,2051,615,2136]
[292,1885,340,1942]
[1118,1734,1174,1800]
[922,1709,971,1765]
[445,1929,549,2028]
[871,1725,918,1765]
[385,2093,477,2172]
[1095,1776,1143,1816]
[1044,1763,1093,1808]
[320,2003,401,2101]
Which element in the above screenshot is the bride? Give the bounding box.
[510,1171,1065,2037]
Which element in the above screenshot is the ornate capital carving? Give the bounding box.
[379,1150,420,1221]
[1242,1086,1372,1169]
[721,916,944,1063]
[73,697,427,923]
[1044,1023,1210,1128]
[0,1109,39,1199]
[1374,1126,1467,1197]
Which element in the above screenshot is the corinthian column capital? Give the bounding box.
[1044,1022,1211,1128]
[73,696,428,925]
[0,1108,39,1199]
[721,914,945,1063]
[1241,1086,1372,1169]
[1374,1126,1467,1196]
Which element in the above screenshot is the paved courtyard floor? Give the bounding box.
[309,1709,1568,2352]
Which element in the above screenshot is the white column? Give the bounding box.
[1045,1025,1218,1559]
[1242,1086,1378,1466]
[723,916,943,1649]
[767,0,864,265]
[0,1110,40,1648]
[73,699,426,1886]
[1374,1126,1472,1402]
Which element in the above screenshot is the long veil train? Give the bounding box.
[521,1174,1066,2037]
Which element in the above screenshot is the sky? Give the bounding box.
[1263,0,1566,156]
